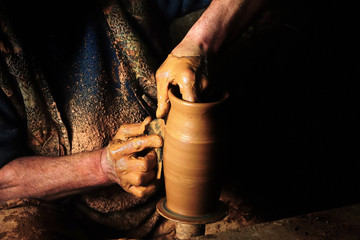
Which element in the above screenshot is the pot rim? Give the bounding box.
[168,88,229,109]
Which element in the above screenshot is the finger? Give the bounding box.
[122,170,156,186]
[128,183,156,198]
[199,75,210,92]
[113,116,152,141]
[118,150,157,172]
[156,66,172,119]
[178,71,198,103]
[109,135,163,158]
[139,149,158,172]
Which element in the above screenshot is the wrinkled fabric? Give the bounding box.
[0,90,29,167]
[0,4,70,158]
[0,0,168,238]
[0,0,162,161]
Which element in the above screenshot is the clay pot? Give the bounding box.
[163,88,228,217]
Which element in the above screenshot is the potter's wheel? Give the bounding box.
[156,198,227,224]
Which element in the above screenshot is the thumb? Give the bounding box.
[113,116,152,141]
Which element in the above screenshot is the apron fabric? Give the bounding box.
[0,0,172,238]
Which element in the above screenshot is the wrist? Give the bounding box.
[99,147,118,184]
[171,35,207,58]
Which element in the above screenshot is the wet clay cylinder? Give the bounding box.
[163,88,228,217]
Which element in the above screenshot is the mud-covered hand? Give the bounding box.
[155,0,267,119]
[155,40,210,118]
[101,116,163,198]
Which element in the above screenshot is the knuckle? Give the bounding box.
[155,69,167,82]
[181,70,194,80]
[141,160,150,172]
[134,174,143,186]
[155,69,162,80]
[116,157,127,171]
[133,141,142,151]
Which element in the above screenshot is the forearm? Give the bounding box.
[0,149,111,203]
[173,0,267,55]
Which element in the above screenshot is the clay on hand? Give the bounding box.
[155,53,209,118]
[102,116,163,198]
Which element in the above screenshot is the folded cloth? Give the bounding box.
[0,0,168,238]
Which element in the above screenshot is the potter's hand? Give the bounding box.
[101,117,163,198]
[155,40,210,118]
[155,0,268,119]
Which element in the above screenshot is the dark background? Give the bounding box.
[218,0,360,221]
[2,0,359,224]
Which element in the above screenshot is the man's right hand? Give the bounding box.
[101,116,163,198]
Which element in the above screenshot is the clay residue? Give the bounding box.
[205,189,261,235]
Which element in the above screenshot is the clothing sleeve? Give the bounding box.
[156,0,212,19]
[0,89,29,168]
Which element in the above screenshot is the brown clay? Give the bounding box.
[105,117,163,198]
[155,53,208,118]
[163,88,228,217]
